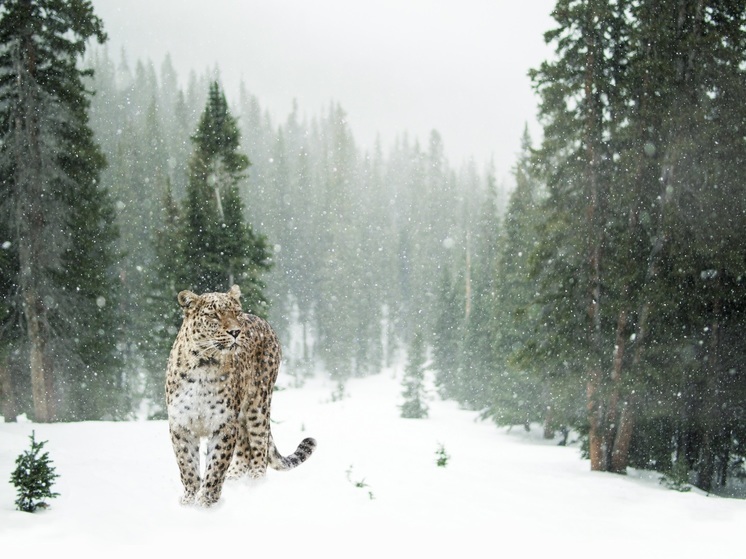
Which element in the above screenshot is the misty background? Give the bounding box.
[91,0,556,179]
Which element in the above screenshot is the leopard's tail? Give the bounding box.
[268,432,316,471]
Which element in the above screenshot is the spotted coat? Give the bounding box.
[166,285,316,507]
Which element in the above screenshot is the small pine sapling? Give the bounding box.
[435,442,450,467]
[331,380,347,402]
[10,431,60,512]
[400,330,429,419]
[346,464,375,500]
[659,459,692,493]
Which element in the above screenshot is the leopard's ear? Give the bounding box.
[228,284,241,302]
[177,290,199,309]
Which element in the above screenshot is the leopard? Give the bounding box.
[165,284,316,507]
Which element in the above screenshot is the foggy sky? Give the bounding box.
[90,0,556,183]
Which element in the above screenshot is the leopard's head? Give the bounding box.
[177,285,244,357]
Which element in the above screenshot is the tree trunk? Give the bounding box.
[605,306,630,473]
[24,290,55,422]
[302,320,309,364]
[543,407,554,440]
[13,17,56,422]
[464,229,472,321]
[0,352,19,422]
[610,399,636,473]
[583,12,607,472]
[696,310,722,492]
[587,369,605,471]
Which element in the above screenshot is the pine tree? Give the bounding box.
[144,180,184,418]
[487,128,557,430]
[0,0,119,421]
[526,0,746,484]
[460,163,501,410]
[180,81,271,309]
[10,431,59,512]
[432,266,465,401]
[311,103,367,379]
[637,0,746,491]
[400,330,428,419]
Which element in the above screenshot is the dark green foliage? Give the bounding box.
[492,0,746,491]
[487,128,588,434]
[659,458,692,494]
[432,267,465,401]
[0,0,121,421]
[142,180,184,418]
[10,431,59,512]
[180,81,271,311]
[400,330,428,419]
[345,465,374,500]
[51,140,124,420]
[459,167,501,410]
[435,443,450,468]
[430,159,503,411]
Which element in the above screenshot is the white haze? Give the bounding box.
[90,0,556,182]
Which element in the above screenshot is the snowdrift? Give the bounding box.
[1,370,743,556]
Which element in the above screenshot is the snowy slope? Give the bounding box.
[1,369,743,556]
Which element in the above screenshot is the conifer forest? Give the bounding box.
[1,0,746,496]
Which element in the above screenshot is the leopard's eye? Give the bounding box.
[202,310,219,322]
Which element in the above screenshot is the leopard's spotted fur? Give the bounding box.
[165,285,316,507]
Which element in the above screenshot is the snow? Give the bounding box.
[1,369,743,555]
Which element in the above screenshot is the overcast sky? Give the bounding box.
[90,0,557,182]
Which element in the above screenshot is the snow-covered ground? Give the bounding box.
[1,369,743,556]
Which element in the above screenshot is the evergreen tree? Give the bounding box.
[180,81,271,309]
[144,180,184,418]
[313,103,361,378]
[524,0,746,487]
[460,163,501,410]
[529,0,628,470]
[0,0,119,421]
[494,128,584,434]
[10,431,59,512]
[432,266,465,400]
[638,0,746,491]
[400,330,429,419]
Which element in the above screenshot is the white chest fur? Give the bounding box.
[168,367,234,437]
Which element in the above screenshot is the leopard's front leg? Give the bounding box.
[169,424,201,505]
[195,423,237,507]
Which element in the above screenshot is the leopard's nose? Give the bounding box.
[228,329,241,339]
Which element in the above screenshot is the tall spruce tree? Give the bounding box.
[639,0,746,491]
[460,163,501,410]
[528,0,671,471]
[526,0,746,487]
[432,266,465,400]
[180,81,271,308]
[487,128,557,430]
[400,329,429,419]
[144,180,184,418]
[0,0,120,421]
